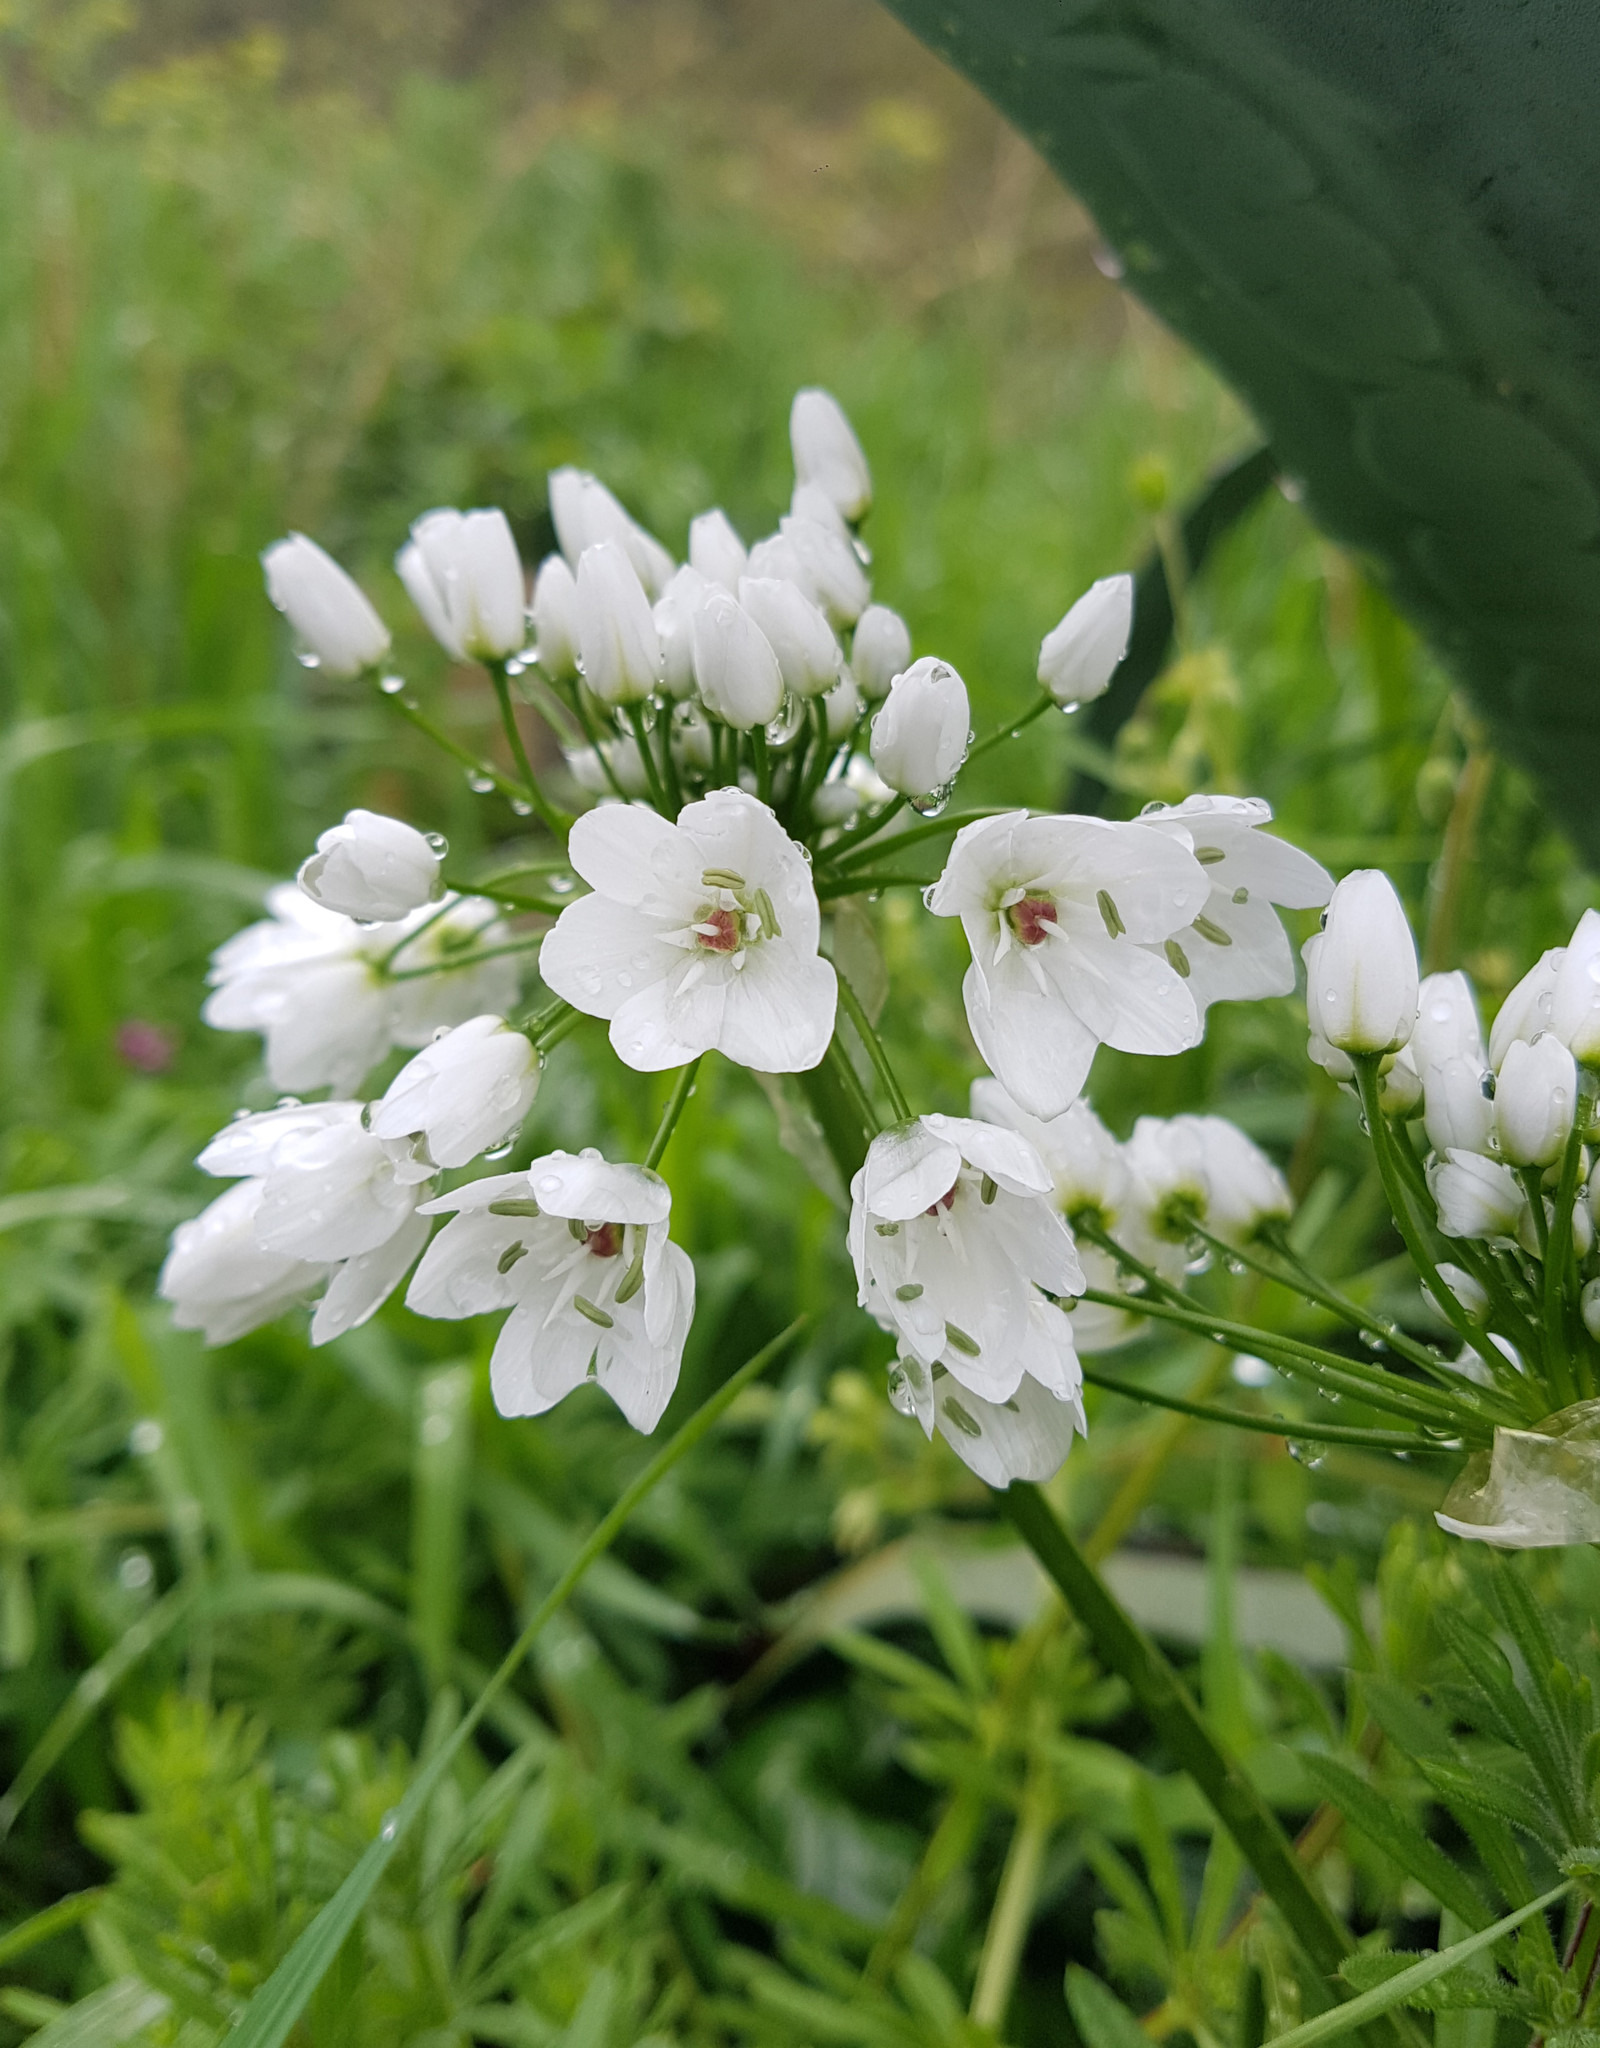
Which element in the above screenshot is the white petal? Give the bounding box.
[934,1369,1082,1488]
[1046,929,1201,1058]
[961,956,1099,1123]
[525,1150,671,1225]
[313,1210,432,1344]
[566,802,698,907]
[921,1115,1053,1197]
[862,1121,963,1220]
[716,947,837,1073]
[539,893,682,1023]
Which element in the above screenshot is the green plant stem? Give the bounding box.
[223,1318,807,2048]
[489,661,572,835]
[821,1033,881,1152]
[969,1763,1053,2028]
[964,690,1054,767]
[438,872,569,915]
[748,727,772,804]
[565,687,633,804]
[535,1007,585,1055]
[1078,1364,1452,1451]
[384,936,546,981]
[1214,1222,1451,1380]
[625,702,672,815]
[375,896,460,973]
[823,803,1003,875]
[386,692,529,809]
[644,1057,702,1172]
[834,971,910,1121]
[825,792,907,862]
[817,872,928,900]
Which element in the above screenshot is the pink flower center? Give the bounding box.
[924,1186,957,1217]
[695,906,741,954]
[585,1223,623,1259]
[1007,895,1058,947]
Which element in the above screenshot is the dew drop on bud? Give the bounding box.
[379,673,406,695]
[425,832,449,856]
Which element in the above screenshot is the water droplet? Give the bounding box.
[617,972,633,988]
[511,799,533,817]
[910,781,954,817]
[549,874,576,895]
[1225,1255,1246,1276]
[483,1141,515,1161]
[467,771,495,794]
[424,832,448,856]
[1359,1330,1386,1352]
[379,673,406,695]
[130,1419,164,1457]
[537,1175,561,1196]
[297,650,321,669]
[275,1096,302,1110]
[1055,699,1081,716]
[379,1811,399,1842]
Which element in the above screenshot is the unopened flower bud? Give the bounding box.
[1379,1047,1422,1117]
[1195,1116,1291,1243]
[691,588,783,730]
[1494,1033,1577,1167]
[1412,969,1485,1072]
[371,1014,540,1169]
[737,575,841,697]
[1422,1054,1496,1156]
[1304,870,1418,1056]
[870,657,969,798]
[399,508,527,661]
[576,541,662,706]
[1437,1261,1489,1317]
[789,387,871,521]
[1550,908,1600,1064]
[653,564,709,700]
[791,480,853,539]
[262,534,390,678]
[850,604,912,701]
[1489,947,1564,1070]
[813,780,859,825]
[1429,1149,1525,1241]
[823,668,862,742]
[1037,574,1132,707]
[548,467,674,597]
[1583,1276,1600,1343]
[688,509,747,591]
[774,514,871,626]
[297,809,441,922]
[531,554,579,681]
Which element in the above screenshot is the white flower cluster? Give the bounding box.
[164,386,1340,1490]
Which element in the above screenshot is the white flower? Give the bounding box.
[1549,909,1600,1064]
[737,576,841,697]
[1194,1117,1292,1242]
[384,896,524,1049]
[1412,970,1486,1073]
[1378,1045,1422,1117]
[791,481,854,540]
[749,516,871,628]
[297,809,442,924]
[1429,1148,1526,1242]
[1037,574,1132,707]
[653,564,710,700]
[926,812,1208,1120]
[1438,1261,1490,1317]
[407,1150,695,1433]
[888,1331,1085,1487]
[565,738,653,801]
[1494,1034,1577,1168]
[688,509,748,592]
[822,669,862,743]
[870,657,970,798]
[531,554,580,682]
[397,508,527,662]
[1490,948,1564,1069]
[848,1114,1084,1406]
[370,1015,540,1169]
[812,781,859,826]
[1422,1053,1496,1156]
[789,387,872,521]
[548,467,675,598]
[159,1180,327,1346]
[539,788,836,1071]
[691,588,784,730]
[262,534,390,679]
[575,541,662,706]
[1304,870,1418,1055]
[1137,795,1333,1013]
[850,604,911,701]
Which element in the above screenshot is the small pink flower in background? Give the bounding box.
[116,1021,176,1074]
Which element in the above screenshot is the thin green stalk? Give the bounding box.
[1213,1221,1452,1381]
[565,686,633,804]
[964,690,1054,768]
[823,1032,882,1147]
[834,971,910,1122]
[796,698,836,823]
[644,1058,703,1172]
[385,936,545,981]
[1078,1363,1459,1451]
[438,873,569,915]
[970,1765,1053,2028]
[749,727,773,804]
[386,692,529,809]
[624,702,670,814]
[527,999,576,1052]
[823,803,1003,875]
[825,792,907,863]
[223,1319,807,2048]
[534,1007,585,1055]
[375,896,459,974]
[489,661,572,835]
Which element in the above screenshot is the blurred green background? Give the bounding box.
[0,3,1594,2043]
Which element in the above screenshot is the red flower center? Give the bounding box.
[924,1186,957,1217]
[1007,895,1058,947]
[695,906,741,953]
[585,1223,623,1259]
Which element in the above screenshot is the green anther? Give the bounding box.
[488,1197,541,1217]
[1193,913,1233,947]
[1165,939,1192,978]
[573,1295,614,1328]
[1232,886,1249,904]
[944,1322,981,1357]
[701,866,746,891]
[1195,845,1227,865]
[874,1221,900,1236]
[614,1254,645,1305]
[981,1174,998,1205]
[930,1362,949,1380]
[1002,1397,1021,1414]
[754,886,782,939]
[496,1241,528,1274]
[895,1282,924,1301]
[568,1216,588,1241]
[1096,889,1125,937]
[942,1398,983,1439]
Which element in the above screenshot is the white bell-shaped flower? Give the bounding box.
[870,656,969,798]
[688,509,748,592]
[398,508,527,663]
[691,588,784,730]
[849,1114,1084,1408]
[850,604,912,702]
[737,575,842,697]
[1490,948,1565,1069]
[888,1328,1086,1487]
[1429,1148,1527,1243]
[297,809,442,924]
[1411,970,1486,1073]
[539,788,837,1072]
[575,541,662,706]
[926,812,1208,1120]
[1137,794,1332,1014]
[370,1015,541,1169]
[653,564,710,700]
[1304,870,1418,1056]
[531,554,580,682]
[262,534,390,679]
[789,387,872,521]
[1549,909,1600,1065]
[407,1150,695,1433]
[1422,1053,1497,1156]
[159,1180,328,1347]
[548,467,675,598]
[1495,1033,1577,1168]
[1037,574,1132,707]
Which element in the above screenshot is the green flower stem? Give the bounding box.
[969,1762,1054,2028]
[487,661,572,836]
[625,702,672,815]
[223,1318,808,2048]
[813,1033,880,1163]
[644,1057,703,1172]
[964,690,1054,768]
[1220,1221,1455,1381]
[1078,1362,1456,1451]
[565,686,633,805]
[823,803,1004,875]
[834,971,911,1122]
[824,792,907,864]
[533,1006,584,1056]
[817,872,928,901]
[384,935,546,982]
[748,727,773,804]
[438,872,570,915]
[374,895,460,974]
[386,690,532,811]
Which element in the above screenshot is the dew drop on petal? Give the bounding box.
[425,832,449,856]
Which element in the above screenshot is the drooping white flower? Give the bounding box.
[888,1327,1086,1487]
[870,657,969,798]
[397,508,527,662]
[1490,948,1565,1069]
[1137,795,1332,1013]
[789,387,872,522]
[653,564,710,699]
[926,812,1208,1120]
[1495,1034,1577,1168]
[737,576,841,697]
[158,1180,328,1346]
[539,788,836,1071]
[407,1150,694,1433]
[548,468,675,599]
[262,534,390,679]
[297,809,442,924]
[1304,870,1418,1056]
[688,508,748,592]
[1549,909,1600,1064]
[531,554,580,682]
[370,1015,541,1169]
[691,588,784,730]
[848,1114,1084,1408]
[575,541,662,706]
[1422,1053,1497,1156]
[1429,1148,1526,1243]
[850,604,911,702]
[1037,574,1132,707]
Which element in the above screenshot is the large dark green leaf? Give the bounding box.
[878,0,1600,859]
